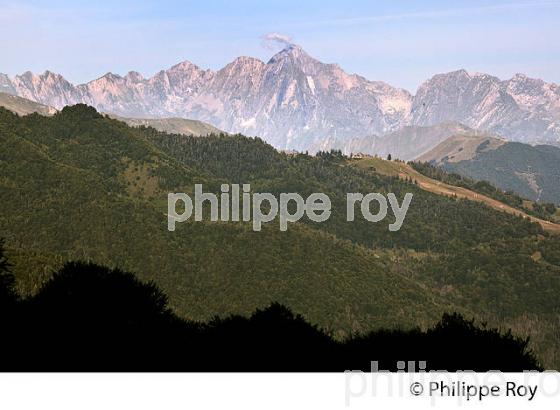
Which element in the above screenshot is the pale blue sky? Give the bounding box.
[1,0,559,92]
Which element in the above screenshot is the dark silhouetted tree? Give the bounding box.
[0,239,17,309]
[0,261,542,372]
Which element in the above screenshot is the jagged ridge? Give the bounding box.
[2,46,559,149]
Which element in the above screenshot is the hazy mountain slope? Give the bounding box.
[0,91,223,136]
[5,45,558,149]
[1,105,560,365]
[0,74,16,95]
[420,136,560,205]
[109,114,224,136]
[319,122,489,160]
[417,134,507,163]
[0,91,57,116]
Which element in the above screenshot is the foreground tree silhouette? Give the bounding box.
[0,260,541,371]
[0,239,17,313]
[17,262,192,370]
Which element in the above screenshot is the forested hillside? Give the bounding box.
[1,105,560,367]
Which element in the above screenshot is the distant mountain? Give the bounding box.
[0,74,16,95]
[0,92,221,136]
[411,71,560,143]
[417,134,507,164]
[2,45,559,149]
[419,135,560,204]
[0,92,57,116]
[318,122,492,161]
[0,46,411,149]
[108,115,224,136]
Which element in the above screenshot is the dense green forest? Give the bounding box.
[1,105,560,367]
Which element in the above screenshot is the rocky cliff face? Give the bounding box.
[411,70,560,143]
[2,45,559,150]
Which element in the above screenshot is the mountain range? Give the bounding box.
[2,44,559,150]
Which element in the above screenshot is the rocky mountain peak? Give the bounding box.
[506,73,560,114]
[168,60,203,73]
[125,71,144,82]
[0,73,16,95]
[18,71,38,82]
[99,72,122,81]
[419,69,473,89]
[42,70,58,78]
[267,44,318,69]
[229,56,265,69]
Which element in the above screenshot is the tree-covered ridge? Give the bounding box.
[1,105,559,367]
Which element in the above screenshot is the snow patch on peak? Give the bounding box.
[267,44,314,65]
[306,76,316,95]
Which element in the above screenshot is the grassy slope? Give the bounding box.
[417,134,506,163]
[351,157,560,234]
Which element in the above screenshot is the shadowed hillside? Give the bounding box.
[0,256,541,372]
